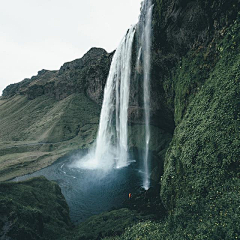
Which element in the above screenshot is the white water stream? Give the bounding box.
[142,0,154,190]
[75,0,153,191]
[75,26,135,170]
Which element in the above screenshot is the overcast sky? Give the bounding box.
[0,0,142,95]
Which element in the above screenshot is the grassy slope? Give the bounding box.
[0,93,101,181]
[0,87,169,181]
[104,13,240,240]
[0,93,100,142]
[0,92,167,181]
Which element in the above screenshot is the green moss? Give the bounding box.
[155,0,163,21]
[0,177,72,240]
[161,13,240,210]
[61,209,143,240]
[104,12,240,240]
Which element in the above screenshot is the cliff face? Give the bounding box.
[150,0,240,204]
[150,0,239,126]
[2,48,113,105]
[137,0,239,132]
[113,0,240,239]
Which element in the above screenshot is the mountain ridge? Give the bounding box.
[2,47,113,105]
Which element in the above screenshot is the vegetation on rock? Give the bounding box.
[0,177,72,240]
[104,2,240,239]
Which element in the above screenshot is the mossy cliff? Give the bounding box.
[0,177,72,240]
[106,0,240,239]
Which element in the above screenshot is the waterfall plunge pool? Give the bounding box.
[14,150,143,224]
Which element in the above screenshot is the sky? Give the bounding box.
[0,0,142,95]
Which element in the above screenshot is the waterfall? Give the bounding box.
[74,1,153,188]
[77,26,136,170]
[140,0,154,190]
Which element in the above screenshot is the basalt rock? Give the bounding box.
[2,48,113,105]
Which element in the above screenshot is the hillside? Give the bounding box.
[0,48,111,181]
[0,45,171,181]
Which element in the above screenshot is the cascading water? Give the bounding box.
[138,0,154,190]
[76,26,136,170]
[74,1,153,191]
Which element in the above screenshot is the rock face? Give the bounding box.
[115,0,240,239]
[0,177,72,240]
[2,48,113,105]
[129,0,239,134]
